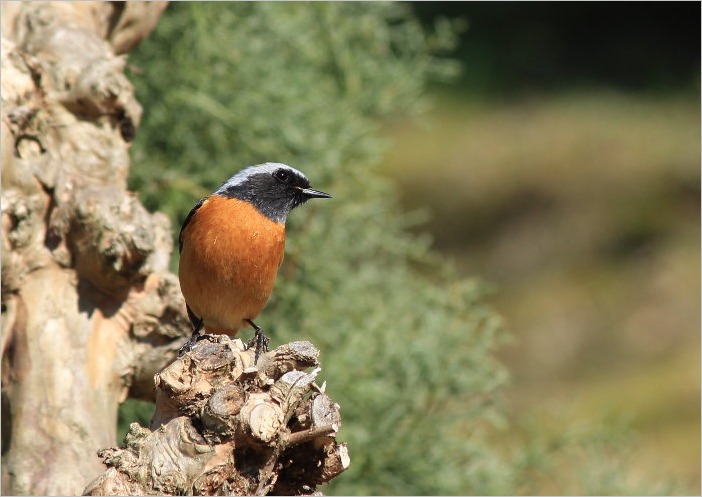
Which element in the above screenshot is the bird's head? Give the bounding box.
[215,162,331,223]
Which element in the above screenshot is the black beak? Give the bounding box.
[300,187,332,199]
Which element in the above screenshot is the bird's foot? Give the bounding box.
[178,318,205,357]
[245,319,270,364]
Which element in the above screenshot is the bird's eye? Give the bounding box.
[273,169,291,183]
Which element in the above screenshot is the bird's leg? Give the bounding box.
[178,317,205,357]
[245,319,270,363]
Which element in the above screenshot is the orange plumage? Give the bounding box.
[178,195,285,336]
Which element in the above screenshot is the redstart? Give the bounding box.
[177,162,331,357]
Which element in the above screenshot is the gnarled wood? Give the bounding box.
[84,337,349,496]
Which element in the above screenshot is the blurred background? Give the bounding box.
[123,2,700,494]
[383,2,700,494]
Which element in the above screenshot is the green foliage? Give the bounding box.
[117,399,155,442]
[128,2,461,224]
[120,4,687,495]
[126,3,509,494]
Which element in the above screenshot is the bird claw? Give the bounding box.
[178,320,205,357]
[245,321,270,364]
[178,333,204,357]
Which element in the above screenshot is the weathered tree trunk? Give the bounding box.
[1,2,182,495]
[84,337,349,496]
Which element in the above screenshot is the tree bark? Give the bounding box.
[1,2,181,495]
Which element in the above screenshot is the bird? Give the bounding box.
[177,162,331,359]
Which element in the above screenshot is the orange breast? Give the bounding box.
[178,195,286,335]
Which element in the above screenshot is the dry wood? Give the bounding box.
[84,336,349,496]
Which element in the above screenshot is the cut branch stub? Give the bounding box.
[85,336,350,496]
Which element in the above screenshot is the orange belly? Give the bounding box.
[178,195,286,335]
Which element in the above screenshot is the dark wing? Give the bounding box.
[178,197,207,253]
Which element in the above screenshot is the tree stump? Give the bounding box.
[83,336,349,496]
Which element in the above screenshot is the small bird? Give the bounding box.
[178,162,331,358]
